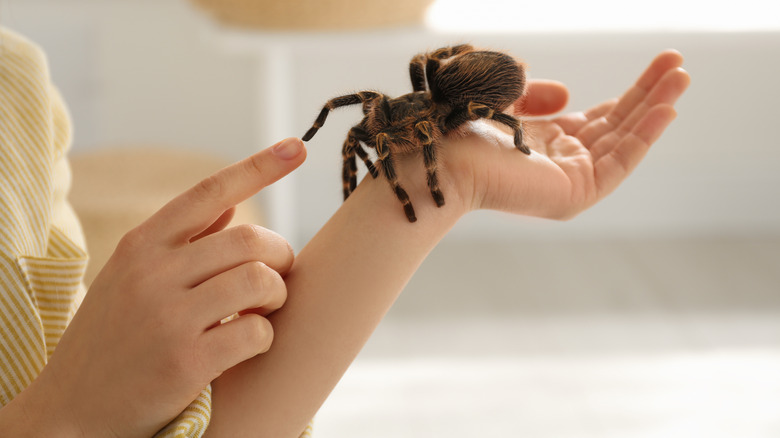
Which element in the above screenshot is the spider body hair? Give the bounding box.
[302,44,529,222]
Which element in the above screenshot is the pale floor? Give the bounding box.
[315,237,780,437]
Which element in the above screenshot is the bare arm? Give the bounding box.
[207,160,466,437]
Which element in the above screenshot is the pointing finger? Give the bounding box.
[144,137,306,245]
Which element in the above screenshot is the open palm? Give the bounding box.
[451,50,690,220]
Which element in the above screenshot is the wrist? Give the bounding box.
[439,120,547,215]
[436,125,499,214]
[0,374,84,438]
[361,149,470,225]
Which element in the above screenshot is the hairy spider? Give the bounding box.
[301,44,530,222]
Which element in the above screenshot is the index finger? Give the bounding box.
[144,137,306,245]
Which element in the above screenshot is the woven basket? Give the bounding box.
[190,0,434,30]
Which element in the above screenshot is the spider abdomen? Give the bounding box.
[431,51,525,110]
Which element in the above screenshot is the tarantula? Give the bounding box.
[301,44,530,222]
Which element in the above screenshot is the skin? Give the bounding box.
[205,50,690,437]
[0,50,689,437]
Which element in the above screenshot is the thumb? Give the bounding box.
[144,137,307,244]
[514,79,569,116]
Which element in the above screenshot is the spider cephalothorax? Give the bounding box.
[302,44,530,222]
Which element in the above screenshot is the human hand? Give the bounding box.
[446,50,690,219]
[19,138,306,437]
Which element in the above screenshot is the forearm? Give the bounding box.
[207,169,466,437]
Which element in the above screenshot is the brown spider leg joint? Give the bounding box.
[467,102,494,119]
[355,147,379,178]
[377,133,417,222]
[414,121,445,208]
[414,121,433,144]
[376,133,390,161]
[341,137,360,200]
[491,112,531,155]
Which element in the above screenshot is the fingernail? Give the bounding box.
[271,137,303,160]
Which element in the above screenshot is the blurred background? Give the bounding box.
[2,0,779,436]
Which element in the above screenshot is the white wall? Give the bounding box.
[1,0,256,159]
[3,0,779,247]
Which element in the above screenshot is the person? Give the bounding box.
[0,25,690,437]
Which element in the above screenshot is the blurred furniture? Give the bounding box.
[189,0,434,30]
[69,147,263,286]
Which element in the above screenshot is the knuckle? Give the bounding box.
[234,223,264,254]
[244,153,266,177]
[231,225,294,274]
[245,262,288,310]
[274,276,288,309]
[243,314,274,354]
[111,224,176,282]
[264,268,288,309]
[116,226,147,253]
[192,174,227,204]
[112,226,157,271]
[277,238,295,274]
[244,261,270,292]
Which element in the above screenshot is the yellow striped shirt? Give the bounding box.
[0,26,211,436]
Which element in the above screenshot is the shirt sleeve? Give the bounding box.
[1,26,217,436]
[154,386,213,437]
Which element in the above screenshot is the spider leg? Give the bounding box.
[409,55,427,92]
[341,132,360,200]
[341,126,380,200]
[351,126,379,178]
[376,133,416,222]
[414,121,445,207]
[491,112,531,155]
[355,146,378,179]
[302,91,383,141]
[409,44,474,92]
[445,102,531,155]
